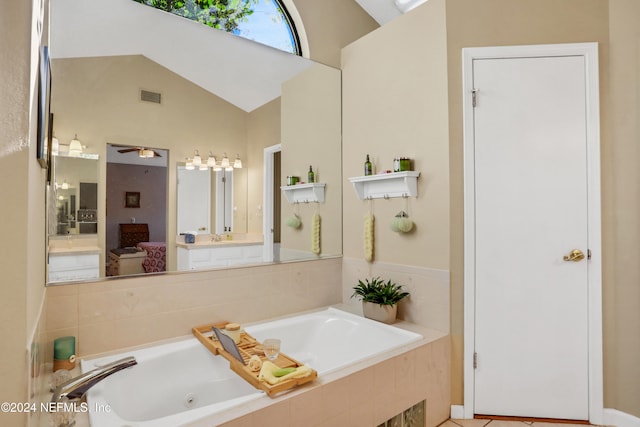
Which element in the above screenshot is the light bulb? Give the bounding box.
[233,154,242,168]
[68,134,83,157]
[192,150,202,166]
[221,153,230,168]
[207,151,217,168]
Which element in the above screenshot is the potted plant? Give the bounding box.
[351,277,410,324]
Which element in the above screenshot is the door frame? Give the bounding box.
[462,43,603,423]
[263,143,281,262]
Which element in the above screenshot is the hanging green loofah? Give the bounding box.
[286,214,302,229]
[390,211,414,233]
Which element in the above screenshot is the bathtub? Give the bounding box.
[82,307,423,426]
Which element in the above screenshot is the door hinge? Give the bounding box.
[473,352,478,369]
[588,249,592,260]
[472,89,478,107]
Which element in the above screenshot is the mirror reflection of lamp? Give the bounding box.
[61,180,69,190]
[221,153,230,170]
[68,134,83,157]
[207,151,217,168]
[192,150,202,167]
[52,133,59,155]
[139,148,154,158]
[233,154,242,169]
[185,157,195,170]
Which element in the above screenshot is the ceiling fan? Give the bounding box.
[116,146,162,158]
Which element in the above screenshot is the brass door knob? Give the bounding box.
[563,249,585,262]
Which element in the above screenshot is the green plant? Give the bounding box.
[351,277,409,306]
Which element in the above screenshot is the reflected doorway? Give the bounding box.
[106,144,168,277]
[263,144,281,262]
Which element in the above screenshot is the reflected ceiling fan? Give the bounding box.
[116,146,162,158]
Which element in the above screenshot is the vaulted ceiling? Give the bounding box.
[51,0,315,112]
[50,0,423,112]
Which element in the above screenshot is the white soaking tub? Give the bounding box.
[82,307,423,426]
[244,307,423,375]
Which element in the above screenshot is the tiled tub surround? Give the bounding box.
[214,328,450,427]
[78,307,440,426]
[342,257,451,333]
[66,309,449,427]
[44,258,342,363]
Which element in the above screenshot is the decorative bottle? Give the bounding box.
[308,165,315,183]
[364,154,373,176]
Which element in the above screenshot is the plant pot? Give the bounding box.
[362,302,397,324]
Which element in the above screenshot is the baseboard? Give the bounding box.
[451,405,466,419]
[450,406,640,426]
[604,409,640,427]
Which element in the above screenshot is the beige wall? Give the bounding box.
[341,0,450,269]
[294,0,379,67]
[247,98,281,234]
[281,64,343,256]
[604,0,640,416]
[0,2,48,426]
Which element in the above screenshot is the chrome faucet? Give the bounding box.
[51,356,137,403]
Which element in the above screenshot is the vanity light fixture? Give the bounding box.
[233,154,243,169]
[68,134,83,157]
[185,157,195,171]
[192,150,202,167]
[61,180,69,190]
[221,153,230,169]
[207,151,217,168]
[199,164,208,171]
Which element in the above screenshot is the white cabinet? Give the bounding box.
[177,244,263,270]
[48,253,100,282]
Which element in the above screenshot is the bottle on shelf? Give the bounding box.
[308,165,315,183]
[364,154,373,176]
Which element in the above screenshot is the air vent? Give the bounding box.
[140,89,162,104]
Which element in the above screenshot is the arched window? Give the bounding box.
[133,0,301,55]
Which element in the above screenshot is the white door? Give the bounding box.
[472,55,590,419]
[177,166,210,234]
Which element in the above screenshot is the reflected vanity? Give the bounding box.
[48,154,101,282]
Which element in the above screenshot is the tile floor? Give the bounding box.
[442,419,594,427]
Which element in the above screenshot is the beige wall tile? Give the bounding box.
[342,257,450,332]
[249,400,291,427]
[290,386,325,426]
[46,294,78,330]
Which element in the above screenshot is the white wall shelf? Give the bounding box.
[349,171,420,200]
[281,183,326,203]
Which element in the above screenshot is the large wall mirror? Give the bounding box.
[46,0,342,285]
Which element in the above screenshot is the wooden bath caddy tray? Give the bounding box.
[192,322,318,396]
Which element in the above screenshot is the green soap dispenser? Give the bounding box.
[308,165,315,183]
